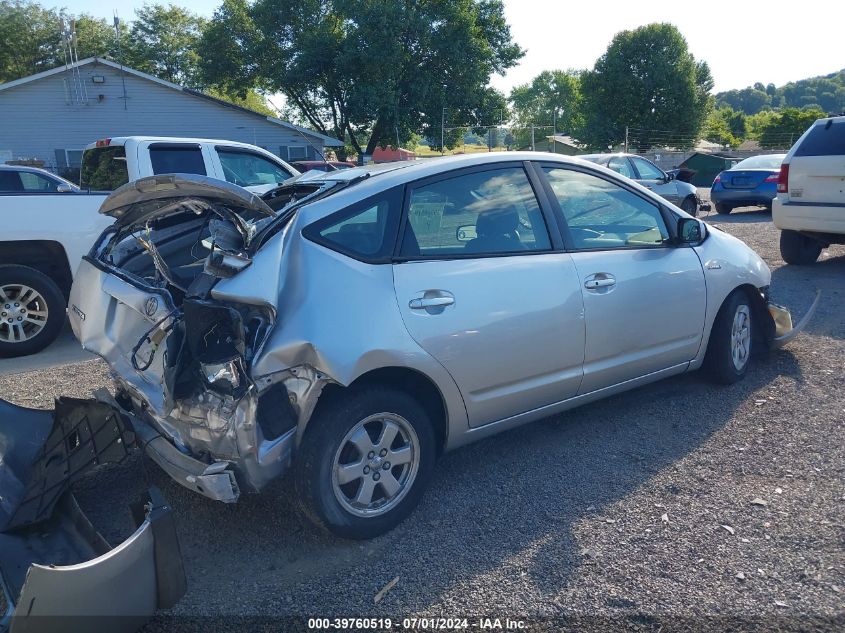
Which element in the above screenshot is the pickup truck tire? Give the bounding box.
[780,230,822,265]
[0,265,66,358]
[294,386,436,539]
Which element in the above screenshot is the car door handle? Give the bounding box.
[584,273,616,289]
[409,296,454,309]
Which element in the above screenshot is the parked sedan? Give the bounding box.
[0,164,78,193]
[579,153,701,216]
[11,152,812,541]
[711,154,786,215]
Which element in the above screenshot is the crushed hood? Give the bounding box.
[99,173,275,226]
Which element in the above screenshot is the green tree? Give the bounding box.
[509,69,582,147]
[199,0,523,156]
[0,0,63,82]
[578,23,712,151]
[758,107,826,149]
[126,3,205,86]
[205,86,279,117]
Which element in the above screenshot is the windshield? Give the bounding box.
[733,155,785,170]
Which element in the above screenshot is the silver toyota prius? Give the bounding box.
[56,152,813,539]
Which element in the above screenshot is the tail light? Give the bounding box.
[712,174,721,185]
[777,163,789,193]
[764,174,779,183]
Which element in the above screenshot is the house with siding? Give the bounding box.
[0,57,342,179]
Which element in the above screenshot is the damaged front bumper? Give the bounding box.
[766,289,821,349]
[0,398,186,632]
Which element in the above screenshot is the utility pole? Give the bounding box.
[624,126,629,153]
[531,125,535,151]
[441,107,446,156]
[552,109,557,154]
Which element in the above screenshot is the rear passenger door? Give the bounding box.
[392,163,585,428]
[631,156,679,204]
[136,142,212,178]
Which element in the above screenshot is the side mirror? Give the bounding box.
[677,217,705,244]
[56,184,74,193]
[664,171,675,182]
[456,225,477,242]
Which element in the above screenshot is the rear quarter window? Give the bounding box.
[80,146,129,190]
[302,189,401,262]
[149,145,207,175]
[794,120,845,157]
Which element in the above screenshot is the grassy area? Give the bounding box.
[415,142,509,157]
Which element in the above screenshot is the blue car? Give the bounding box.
[710,154,786,214]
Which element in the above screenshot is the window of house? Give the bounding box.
[287,146,308,160]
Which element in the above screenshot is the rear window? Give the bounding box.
[734,155,784,170]
[80,146,129,190]
[794,120,845,157]
[149,144,206,175]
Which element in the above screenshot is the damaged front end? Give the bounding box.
[0,398,185,632]
[68,174,333,503]
[749,287,821,350]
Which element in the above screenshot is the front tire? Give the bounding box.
[0,265,66,358]
[294,386,436,539]
[704,290,753,385]
[715,203,733,215]
[780,230,822,265]
[680,195,698,217]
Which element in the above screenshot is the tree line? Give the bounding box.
[1,0,837,157]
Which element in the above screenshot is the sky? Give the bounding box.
[55,0,843,94]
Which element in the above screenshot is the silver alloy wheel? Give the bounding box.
[0,284,49,344]
[332,412,420,518]
[730,304,752,371]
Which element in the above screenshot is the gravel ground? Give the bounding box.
[2,197,843,631]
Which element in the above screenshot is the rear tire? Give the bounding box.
[0,265,66,358]
[294,386,436,539]
[780,230,822,265]
[715,203,733,215]
[704,290,753,385]
[680,195,698,217]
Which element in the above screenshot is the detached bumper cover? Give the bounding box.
[0,399,186,633]
[768,290,821,349]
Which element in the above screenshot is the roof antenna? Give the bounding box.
[267,96,336,170]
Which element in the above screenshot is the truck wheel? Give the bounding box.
[715,203,732,215]
[780,230,822,265]
[704,289,753,385]
[0,265,66,358]
[680,196,698,217]
[294,386,436,539]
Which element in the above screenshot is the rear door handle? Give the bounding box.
[409,296,454,309]
[584,273,616,290]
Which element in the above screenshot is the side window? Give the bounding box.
[217,149,292,187]
[543,167,669,250]
[400,167,551,257]
[607,157,635,179]
[630,157,664,180]
[303,190,400,261]
[0,171,23,192]
[18,172,59,192]
[149,145,206,176]
[80,146,129,190]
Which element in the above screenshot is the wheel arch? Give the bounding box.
[316,366,450,455]
[0,241,73,298]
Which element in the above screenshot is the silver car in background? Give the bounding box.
[52,152,811,539]
[580,152,702,216]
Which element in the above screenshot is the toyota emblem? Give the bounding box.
[144,296,159,317]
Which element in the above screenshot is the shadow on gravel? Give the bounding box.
[702,207,771,224]
[771,251,845,340]
[75,350,804,623]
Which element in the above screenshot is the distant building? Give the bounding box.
[518,134,583,155]
[0,57,342,179]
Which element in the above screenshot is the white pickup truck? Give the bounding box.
[0,136,298,357]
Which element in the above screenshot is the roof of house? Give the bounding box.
[738,140,762,152]
[546,134,582,148]
[0,57,343,147]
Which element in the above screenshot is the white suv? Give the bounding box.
[773,115,845,264]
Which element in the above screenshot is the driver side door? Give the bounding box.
[539,164,706,394]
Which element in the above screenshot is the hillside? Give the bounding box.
[715,69,845,115]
